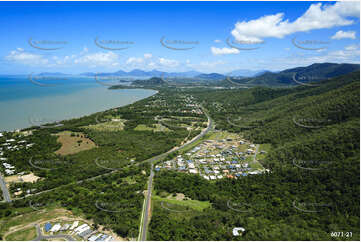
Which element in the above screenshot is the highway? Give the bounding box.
[138,105,213,241]
[0,172,11,202]
[1,105,214,242]
[140,165,154,241]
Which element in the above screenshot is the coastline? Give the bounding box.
[1,87,159,132]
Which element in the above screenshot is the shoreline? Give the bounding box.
[1,88,159,133]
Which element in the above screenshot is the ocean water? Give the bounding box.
[0,76,156,131]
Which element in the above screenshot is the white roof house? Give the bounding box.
[74,223,89,233]
[76,225,90,235]
[189,169,198,174]
[5,169,14,175]
[232,227,245,236]
[209,175,216,180]
[50,223,62,232]
[0,133,3,137]
[69,221,79,230]
[104,236,114,241]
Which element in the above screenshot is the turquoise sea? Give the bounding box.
[0,76,156,131]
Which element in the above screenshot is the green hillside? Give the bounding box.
[149,71,360,240]
[229,63,359,86]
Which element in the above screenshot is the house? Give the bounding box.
[5,169,14,175]
[209,175,216,180]
[79,229,93,239]
[50,223,61,233]
[217,175,223,179]
[95,234,107,241]
[88,234,99,241]
[246,149,254,154]
[188,163,195,169]
[104,236,114,241]
[203,175,210,180]
[60,224,71,231]
[232,227,245,236]
[75,224,89,234]
[189,169,198,174]
[0,132,3,137]
[69,221,79,230]
[178,166,186,171]
[44,222,52,232]
[249,171,261,175]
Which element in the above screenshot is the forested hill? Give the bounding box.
[149,71,360,240]
[132,77,166,86]
[228,63,360,86]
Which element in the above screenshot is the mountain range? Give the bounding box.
[227,63,360,86]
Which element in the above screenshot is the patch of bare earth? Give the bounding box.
[54,131,97,156]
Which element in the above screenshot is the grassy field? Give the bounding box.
[256,143,272,161]
[54,131,97,155]
[0,208,75,239]
[5,226,37,241]
[134,124,170,132]
[153,194,211,212]
[83,118,126,132]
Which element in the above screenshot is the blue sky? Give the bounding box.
[0,1,359,74]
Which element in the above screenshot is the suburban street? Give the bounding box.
[33,224,75,241]
[0,172,11,202]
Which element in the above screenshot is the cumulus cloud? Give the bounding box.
[231,1,360,43]
[158,57,179,67]
[331,30,356,39]
[211,47,240,55]
[5,48,49,65]
[74,51,119,67]
[144,53,152,59]
[126,57,144,64]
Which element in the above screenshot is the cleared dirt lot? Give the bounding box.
[54,131,97,156]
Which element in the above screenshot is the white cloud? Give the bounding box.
[158,57,179,67]
[144,53,152,59]
[344,44,359,51]
[74,51,119,67]
[331,30,356,39]
[211,47,240,55]
[126,57,144,64]
[5,49,49,65]
[214,39,222,43]
[231,1,360,43]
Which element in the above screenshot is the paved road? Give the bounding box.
[140,164,154,241]
[253,144,260,162]
[138,105,213,241]
[33,224,75,241]
[0,172,11,202]
[3,106,213,204]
